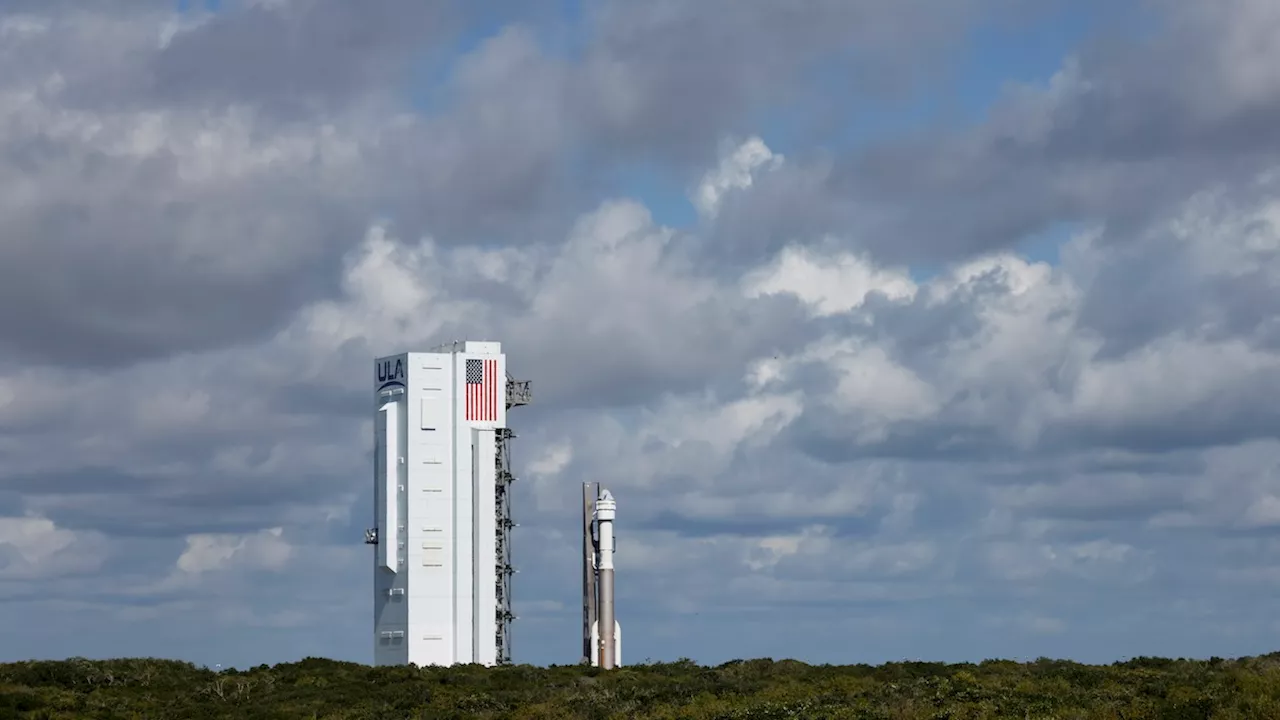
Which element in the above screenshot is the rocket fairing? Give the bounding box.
[370,342,507,667]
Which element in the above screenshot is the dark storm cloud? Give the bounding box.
[695,156,854,266]
[507,291,817,411]
[576,0,991,167]
[708,0,1280,267]
[0,101,373,367]
[1073,185,1280,359]
[0,239,344,369]
[0,6,569,370]
[0,0,1006,371]
[1081,251,1280,358]
[1049,389,1280,455]
[361,27,579,245]
[7,406,366,537]
[1075,242,1205,359]
[786,407,1007,464]
[30,482,324,538]
[980,450,1207,484]
[271,381,369,420]
[863,280,997,354]
[1027,492,1187,525]
[0,467,166,496]
[638,512,878,539]
[622,443,896,534]
[0,492,23,517]
[148,0,462,116]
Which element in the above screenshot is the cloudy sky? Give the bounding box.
[2,0,1280,670]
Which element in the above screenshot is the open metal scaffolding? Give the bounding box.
[497,375,531,664]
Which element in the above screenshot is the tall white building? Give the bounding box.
[368,341,527,667]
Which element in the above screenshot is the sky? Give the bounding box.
[2,0,1280,671]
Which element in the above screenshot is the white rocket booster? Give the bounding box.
[596,489,618,669]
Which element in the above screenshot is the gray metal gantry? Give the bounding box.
[497,375,531,664]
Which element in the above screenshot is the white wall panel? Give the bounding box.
[472,428,498,666]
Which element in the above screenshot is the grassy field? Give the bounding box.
[3,653,1279,719]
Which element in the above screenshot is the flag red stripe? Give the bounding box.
[488,359,496,421]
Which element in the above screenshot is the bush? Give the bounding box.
[0,652,1272,719]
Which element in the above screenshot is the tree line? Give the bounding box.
[3,652,1279,718]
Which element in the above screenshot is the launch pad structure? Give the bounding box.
[365,340,624,668]
[367,341,529,667]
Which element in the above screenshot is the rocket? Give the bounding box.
[582,482,622,668]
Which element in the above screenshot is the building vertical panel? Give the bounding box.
[472,428,498,666]
[452,360,475,663]
[373,353,410,667]
[407,354,455,667]
[379,400,402,572]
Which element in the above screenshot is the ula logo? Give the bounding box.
[376,358,405,390]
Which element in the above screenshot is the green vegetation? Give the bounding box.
[3,654,1280,719]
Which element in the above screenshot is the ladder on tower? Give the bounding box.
[495,374,530,664]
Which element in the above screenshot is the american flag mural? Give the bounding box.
[465,357,499,422]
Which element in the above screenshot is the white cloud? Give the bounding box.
[742,244,917,316]
[1241,496,1280,528]
[528,442,573,478]
[813,339,940,427]
[747,526,937,577]
[1020,614,1068,635]
[983,539,1146,584]
[0,515,108,580]
[693,136,783,219]
[2,153,1276,631]
[0,83,365,277]
[1069,335,1280,428]
[176,527,293,575]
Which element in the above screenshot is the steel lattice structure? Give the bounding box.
[497,376,530,664]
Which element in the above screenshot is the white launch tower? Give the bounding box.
[367,341,529,667]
